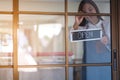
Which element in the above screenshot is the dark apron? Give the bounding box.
[82,39,111,80]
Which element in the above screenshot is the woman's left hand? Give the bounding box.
[101,36,108,45]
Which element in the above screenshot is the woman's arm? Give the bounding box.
[73,16,84,30]
[101,20,111,51]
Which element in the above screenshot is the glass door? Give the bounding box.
[68,0,118,80]
[0,0,118,80]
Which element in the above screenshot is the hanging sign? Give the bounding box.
[70,28,102,42]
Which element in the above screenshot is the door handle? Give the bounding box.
[113,49,117,71]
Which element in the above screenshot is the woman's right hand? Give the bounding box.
[73,16,84,30]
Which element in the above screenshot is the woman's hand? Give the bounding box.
[73,15,84,30]
[101,36,108,45]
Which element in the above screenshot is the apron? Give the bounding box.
[82,21,111,80]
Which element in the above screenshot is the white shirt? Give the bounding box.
[71,19,111,51]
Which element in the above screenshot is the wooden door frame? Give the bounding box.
[111,0,119,80]
[118,0,120,79]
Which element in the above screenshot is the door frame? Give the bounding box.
[111,0,119,80]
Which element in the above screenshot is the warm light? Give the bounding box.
[38,23,62,39]
[38,23,62,47]
[33,24,37,31]
[18,30,37,72]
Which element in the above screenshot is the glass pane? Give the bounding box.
[68,16,111,64]
[68,0,110,13]
[0,15,13,65]
[18,15,65,65]
[19,0,64,12]
[68,16,83,64]
[0,68,13,80]
[69,66,111,80]
[0,0,12,11]
[19,67,65,80]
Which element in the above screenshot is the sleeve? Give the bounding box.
[103,20,111,51]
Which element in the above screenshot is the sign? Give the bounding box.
[70,28,102,42]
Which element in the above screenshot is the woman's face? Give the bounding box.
[82,3,96,13]
[82,3,98,24]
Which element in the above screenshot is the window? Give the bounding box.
[0,0,118,80]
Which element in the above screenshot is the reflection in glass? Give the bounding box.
[19,67,65,80]
[18,15,65,65]
[68,15,111,64]
[68,16,84,64]
[69,66,111,80]
[69,67,82,80]
[0,68,13,80]
[0,0,12,11]
[19,0,64,12]
[68,0,110,13]
[0,15,13,65]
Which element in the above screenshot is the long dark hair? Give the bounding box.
[78,0,103,26]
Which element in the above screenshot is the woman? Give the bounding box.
[73,0,110,50]
[72,0,111,80]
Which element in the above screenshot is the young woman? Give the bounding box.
[73,0,110,51]
[72,0,111,80]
